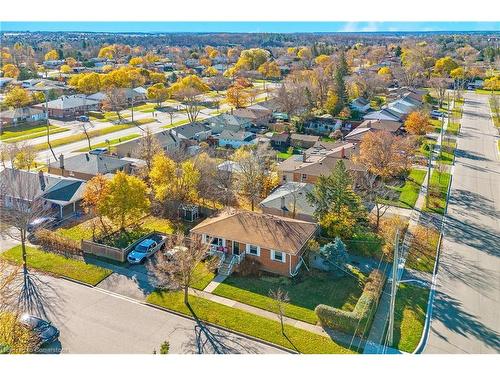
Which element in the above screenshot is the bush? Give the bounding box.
[88,111,104,119]
[236,257,262,277]
[159,341,169,354]
[345,231,383,258]
[34,229,82,257]
[315,269,386,337]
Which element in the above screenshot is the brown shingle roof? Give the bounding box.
[191,208,317,255]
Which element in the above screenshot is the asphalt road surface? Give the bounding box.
[425,92,500,353]
[31,274,285,354]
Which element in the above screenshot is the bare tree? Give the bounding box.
[80,121,94,151]
[147,233,217,305]
[134,127,163,178]
[269,287,290,335]
[103,88,127,123]
[173,87,204,124]
[428,77,450,108]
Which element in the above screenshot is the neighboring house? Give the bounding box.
[48,153,133,181]
[350,97,371,113]
[217,160,243,174]
[278,142,364,184]
[0,107,47,127]
[259,182,315,222]
[270,132,291,151]
[114,130,179,158]
[86,92,108,105]
[363,108,404,122]
[233,105,272,126]
[43,60,65,68]
[344,119,402,143]
[386,99,417,116]
[0,77,15,88]
[190,208,318,277]
[218,130,256,148]
[0,168,86,220]
[170,122,211,141]
[304,114,342,136]
[290,133,321,149]
[201,114,252,135]
[33,95,100,119]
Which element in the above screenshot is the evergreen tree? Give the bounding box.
[333,67,348,114]
[320,237,349,276]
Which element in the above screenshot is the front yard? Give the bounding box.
[382,169,427,209]
[146,290,357,354]
[212,270,365,325]
[0,245,111,286]
[425,170,451,215]
[1,123,68,143]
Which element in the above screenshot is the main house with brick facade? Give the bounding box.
[190,208,318,277]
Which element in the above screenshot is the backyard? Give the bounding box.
[212,269,366,325]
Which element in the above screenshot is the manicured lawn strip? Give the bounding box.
[393,284,429,353]
[0,124,66,141]
[2,127,68,143]
[430,119,443,133]
[33,124,134,151]
[489,97,499,128]
[406,227,440,272]
[475,89,500,95]
[277,151,293,160]
[161,119,190,129]
[438,139,457,165]
[190,262,216,290]
[74,133,140,152]
[446,121,460,136]
[381,169,426,209]
[425,170,451,215]
[0,245,111,286]
[146,290,357,354]
[213,271,365,325]
[418,138,437,158]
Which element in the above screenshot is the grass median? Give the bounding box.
[147,290,357,354]
[74,133,140,152]
[425,170,451,215]
[1,123,68,142]
[0,245,112,286]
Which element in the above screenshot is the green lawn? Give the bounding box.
[276,151,293,160]
[425,170,451,215]
[392,284,429,353]
[447,121,460,136]
[33,124,134,151]
[430,118,443,133]
[406,226,440,272]
[438,139,457,165]
[74,133,140,152]
[146,290,357,354]
[0,245,111,286]
[213,270,365,325]
[475,89,500,95]
[161,119,190,129]
[418,138,437,158]
[489,97,499,128]
[381,169,427,209]
[190,262,216,290]
[0,123,68,142]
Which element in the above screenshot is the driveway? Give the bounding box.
[424,92,500,354]
[30,273,285,354]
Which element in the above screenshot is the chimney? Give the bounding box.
[59,154,64,169]
[341,147,345,159]
[280,196,286,210]
[38,170,46,191]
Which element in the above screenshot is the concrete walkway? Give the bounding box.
[189,287,365,350]
[203,274,227,293]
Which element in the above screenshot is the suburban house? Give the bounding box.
[0,107,47,127]
[190,208,318,277]
[304,114,342,136]
[218,130,256,148]
[259,182,315,223]
[0,168,86,220]
[114,130,179,158]
[344,119,403,143]
[350,97,371,113]
[33,95,100,119]
[363,108,405,122]
[201,113,252,134]
[48,153,133,181]
[171,122,211,141]
[233,104,273,126]
[270,132,291,151]
[278,142,364,184]
[217,160,243,174]
[290,133,321,149]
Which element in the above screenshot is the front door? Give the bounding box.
[232,241,240,255]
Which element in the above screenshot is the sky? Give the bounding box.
[1,22,500,33]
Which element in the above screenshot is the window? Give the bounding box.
[282,175,287,182]
[246,244,260,256]
[271,250,286,263]
[211,237,223,246]
[301,174,307,182]
[233,241,240,254]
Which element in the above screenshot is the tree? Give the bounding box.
[234,48,269,71]
[258,61,281,85]
[149,153,200,212]
[484,76,500,91]
[129,56,144,67]
[355,131,415,179]
[169,75,210,123]
[59,64,72,74]
[428,77,449,107]
[147,232,216,305]
[268,287,290,335]
[2,63,20,78]
[4,87,32,108]
[333,68,348,114]
[434,56,458,77]
[69,72,101,94]
[150,72,166,84]
[319,206,357,239]
[319,237,349,276]
[135,128,163,178]
[98,45,116,59]
[44,49,58,61]
[102,88,127,122]
[99,171,150,232]
[404,111,432,135]
[226,84,250,108]
[81,174,111,239]
[147,83,170,108]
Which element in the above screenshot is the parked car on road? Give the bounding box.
[430,110,446,119]
[77,115,89,122]
[127,234,167,264]
[88,147,108,155]
[19,314,60,347]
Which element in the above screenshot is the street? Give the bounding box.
[424,92,500,353]
[32,273,285,354]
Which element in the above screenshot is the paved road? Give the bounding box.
[425,92,500,353]
[27,273,285,354]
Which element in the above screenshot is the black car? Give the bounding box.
[20,314,60,346]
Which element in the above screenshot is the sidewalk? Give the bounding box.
[189,287,365,350]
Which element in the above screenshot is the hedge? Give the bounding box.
[34,229,82,257]
[88,111,105,119]
[315,269,386,337]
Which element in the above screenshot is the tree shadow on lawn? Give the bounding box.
[430,290,500,351]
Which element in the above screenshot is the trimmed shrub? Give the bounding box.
[236,257,262,277]
[315,269,386,337]
[88,111,105,119]
[345,231,383,258]
[34,229,82,257]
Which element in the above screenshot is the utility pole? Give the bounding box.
[426,141,433,208]
[387,230,400,347]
